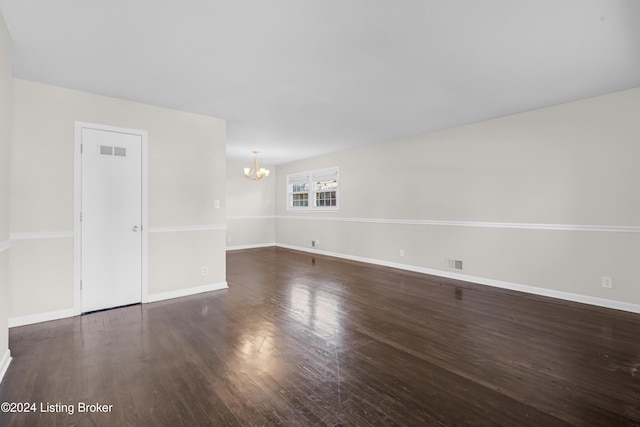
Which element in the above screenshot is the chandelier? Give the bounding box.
[243,150,270,180]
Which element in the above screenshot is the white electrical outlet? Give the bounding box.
[602,276,613,289]
[399,249,405,257]
[201,266,208,276]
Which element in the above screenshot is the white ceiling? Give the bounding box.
[1,0,639,165]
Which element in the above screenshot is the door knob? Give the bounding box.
[132,225,139,232]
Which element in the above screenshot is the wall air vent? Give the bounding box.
[100,145,127,157]
[100,145,113,155]
[446,259,463,271]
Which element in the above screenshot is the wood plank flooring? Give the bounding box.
[1,246,639,426]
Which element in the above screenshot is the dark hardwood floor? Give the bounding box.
[1,247,639,426]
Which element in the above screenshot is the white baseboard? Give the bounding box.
[8,283,229,327]
[226,243,276,251]
[276,243,640,315]
[9,308,76,328]
[147,281,228,303]
[0,349,11,384]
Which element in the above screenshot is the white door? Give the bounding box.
[81,126,142,313]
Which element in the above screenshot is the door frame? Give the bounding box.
[73,121,149,315]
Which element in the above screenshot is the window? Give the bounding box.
[287,167,339,211]
[289,175,310,207]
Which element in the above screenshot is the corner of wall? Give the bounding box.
[0,7,14,383]
[226,159,276,248]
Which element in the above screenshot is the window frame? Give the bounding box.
[286,167,340,211]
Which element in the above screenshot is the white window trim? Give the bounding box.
[286,167,340,211]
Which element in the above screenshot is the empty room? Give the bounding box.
[1,1,639,426]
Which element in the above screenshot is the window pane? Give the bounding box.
[290,183,310,193]
[315,179,337,192]
[292,193,308,207]
[315,190,336,207]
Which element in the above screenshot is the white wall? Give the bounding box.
[9,80,227,322]
[226,159,276,249]
[0,9,12,381]
[275,88,640,312]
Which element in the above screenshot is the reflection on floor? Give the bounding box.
[1,247,639,426]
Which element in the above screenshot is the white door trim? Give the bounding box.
[74,121,149,315]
